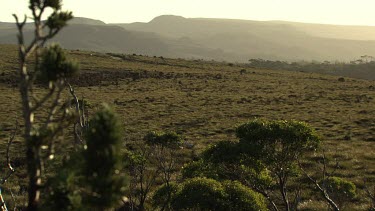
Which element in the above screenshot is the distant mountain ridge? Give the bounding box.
[2,16,375,65]
[69,17,106,25]
[116,15,375,62]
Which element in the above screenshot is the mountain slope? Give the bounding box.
[116,15,375,62]
[2,16,375,63]
[0,18,239,60]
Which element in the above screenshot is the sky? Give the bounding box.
[2,0,375,26]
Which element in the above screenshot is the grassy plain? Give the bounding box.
[0,44,374,209]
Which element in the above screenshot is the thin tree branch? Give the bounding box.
[44,80,65,127]
[298,160,339,211]
[1,121,18,185]
[31,85,56,112]
[0,120,19,211]
[364,178,375,208]
[68,83,83,127]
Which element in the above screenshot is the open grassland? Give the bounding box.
[0,44,375,209]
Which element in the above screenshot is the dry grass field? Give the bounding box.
[0,44,374,209]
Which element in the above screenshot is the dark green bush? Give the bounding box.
[84,104,126,209]
[326,176,357,203]
[236,119,320,171]
[222,180,267,211]
[171,177,227,210]
[39,44,79,82]
[166,178,267,211]
[152,182,180,209]
[144,131,182,148]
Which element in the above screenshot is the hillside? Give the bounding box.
[118,15,375,62]
[0,44,375,209]
[2,16,375,66]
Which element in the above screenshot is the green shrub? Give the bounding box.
[236,119,320,162]
[168,178,267,211]
[39,44,79,82]
[222,180,267,211]
[181,160,215,179]
[326,176,357,204]
[171,177,227,210]
[202,140,241,164]
[152,182,180,209]
[144,131,182,148]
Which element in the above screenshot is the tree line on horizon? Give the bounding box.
[247,56,375,80]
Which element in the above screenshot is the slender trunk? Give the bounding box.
[278,174,290,211]
[159,181,171,211]
[26,146,41,211]
[19,59,41,210]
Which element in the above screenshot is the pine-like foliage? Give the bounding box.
[84,104,126,209]
[39,44,78,82]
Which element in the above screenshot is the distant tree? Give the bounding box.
[126,147,159,211]
[126,131,182,211]
[144,131,182,211]
[235,119,320,210]
[183,119,320,211]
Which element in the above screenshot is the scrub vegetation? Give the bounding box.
[0,0,375,210]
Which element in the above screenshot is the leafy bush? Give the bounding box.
[236,119,320,162]
[202,140,241,164]
[171,177,227,210]
[162,178,267,211]
[181,119,321,210]
[222,180,267,211]
[326,176,357,206]
[144,131,182,148]
[182,160,217,179]
[152,182,180,209]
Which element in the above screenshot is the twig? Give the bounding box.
[364,178,375,208]
[68,83,86,146]
[0,120,19,211]
[0,187,8,211]
[1,121,18,185]
[9,187,16,211]
[68,83,83,127]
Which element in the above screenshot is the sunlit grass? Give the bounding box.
[0,44,374,209]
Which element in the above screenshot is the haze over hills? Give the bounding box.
[117,15,375,61]
[2,15,375,63]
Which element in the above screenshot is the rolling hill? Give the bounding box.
[1,16,375,75]
[118,15,375,61]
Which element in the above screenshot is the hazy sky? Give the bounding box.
[2,0,375,26]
